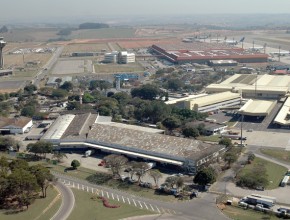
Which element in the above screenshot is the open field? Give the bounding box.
[68,188,153,220]
[4,53,52,68]
[62,43,110,56]
[0,81,26,93]
[118,38,180,49]
[222,205,280,220]
[94,62,145,73]
[260,148,290,163]
[0,187,61,220]
[1,28,59,42]
[69,27,136,39]
[237,157,288,190]
[52,59,89,75]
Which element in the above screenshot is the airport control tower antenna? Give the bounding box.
[0,37,6,69]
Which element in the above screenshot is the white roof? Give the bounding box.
[187,92,240,107]
[274,97,290,125]
[165,93,208,105]
[42,114,75,140]
[238,99,277,116]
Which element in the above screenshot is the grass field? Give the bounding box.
[4,53,52,67]
[260,148,290,163]
[68,188,153,220]
[94,62,145,73]
[0,187,61,220]
[222,205,280,220]
[237,157,288,189]
[62,43,110,56]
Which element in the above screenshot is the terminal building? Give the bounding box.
[151,42,268,64]
[42,113,225,174]
[206,74,290,100]
[104,51,135,64]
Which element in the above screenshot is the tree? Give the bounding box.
[29,165,55,198]
[82,92,95,103]
[60,81,73,91]
[182,127,199,138]
[24,85,37,95]
[194,167,217,186]
[51,89,68,99]
[71,160,81,170]
[247,152,255,164]
[219,138,232,148]
[21,106,36,117]
[132,162,150,184]
[98,106,111,116]
[0,136,17,151]
[223,152,238,168]
[104,154,128,178]
[176,177,184,191]
[148,169,162,187]
[0,156,10,178]
[167,79,184,91]
[9,159,29,171]
[162,116,181,132]
[27,141,53,158]
[165,176,179,189]
[131,84,162,100]
[52,152,67,162]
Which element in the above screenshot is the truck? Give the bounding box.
[84,149,95,157]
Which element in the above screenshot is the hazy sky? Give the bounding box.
[1,0,290,22]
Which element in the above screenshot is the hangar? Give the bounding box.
[42,113,225,174]
[274,97,290,126]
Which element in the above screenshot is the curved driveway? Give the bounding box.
[51,182,75,220]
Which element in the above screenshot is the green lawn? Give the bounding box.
[237,157,288,189]
[0,187,61,220]
[222,205,280,220]
[197,135,220,142]
[260,148,290,163]
[68,188,153,220]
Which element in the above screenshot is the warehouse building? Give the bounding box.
[173,92,241,112]
[206,74,290,99]
[238,99,277,117]
[0,116,33,134]
[151,42,268,64]
[42,113,225,174]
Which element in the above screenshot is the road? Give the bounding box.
[33,46,64,87]
[51,182,75,220]
[53,172,229,220]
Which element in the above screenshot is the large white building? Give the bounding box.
[104,51,135,64]
[0,116,33,134]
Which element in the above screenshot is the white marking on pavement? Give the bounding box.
[117,195,119,201]
[138,201,143,209]
[133,199,137,207]
[111,193,114,200]
[155,206,160,213]
[82,185,84,190]
[122,196,125,203]
[101,191,104,197]
[149,204,154,211]
[91,188,94,193]
[72,182,74,187]
[143,202,148,210]
[106,192,109,198]
[127,198,131,205]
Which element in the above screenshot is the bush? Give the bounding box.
[86,173,112,185]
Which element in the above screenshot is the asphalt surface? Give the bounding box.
[53,172,229,220]
[51,182,75,220]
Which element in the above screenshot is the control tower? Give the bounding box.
[0,37,6,69]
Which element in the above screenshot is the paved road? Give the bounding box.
[33,46,64,87]
[53,172,229,220]
[51,182,75,220]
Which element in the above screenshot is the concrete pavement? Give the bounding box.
[51,182,75,220]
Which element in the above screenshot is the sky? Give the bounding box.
[1,0,290,23]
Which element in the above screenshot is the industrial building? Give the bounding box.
[0,116,33,134]
[206,74,290,99]
[274,97,290,127]
[42,113,225,174]
[104,51,135,64]
[0,69,13,77]
[151,42,268,64]
[72,52,100,57]
[238,99,277,117]
[171,92,241,113]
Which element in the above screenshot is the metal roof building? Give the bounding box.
[238,99,277,117]
[274,97,290,126]
[206,74,290,99]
